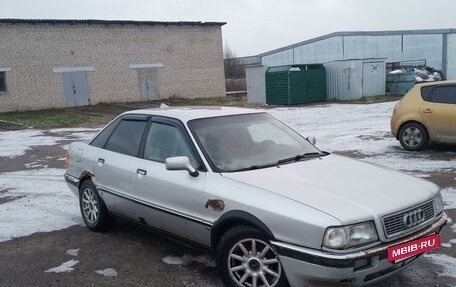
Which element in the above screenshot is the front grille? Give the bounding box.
[382,201,435,237]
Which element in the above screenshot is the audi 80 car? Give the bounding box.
[391,80,456,151]
[65,106,447,287]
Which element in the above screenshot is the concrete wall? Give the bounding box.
[0,22,226,112]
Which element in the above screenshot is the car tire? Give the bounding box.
[398,122,429,151]
[216,225,289,287]
[79,180,112,232]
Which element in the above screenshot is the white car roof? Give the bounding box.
[123,106,263,122]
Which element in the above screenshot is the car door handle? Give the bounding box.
[98,158,105,164]
[422,109,433,113]
[136,169,147,176]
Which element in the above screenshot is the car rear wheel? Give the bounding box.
[79,180,112,232]
[216,225,288,287]
[399,122,429,151]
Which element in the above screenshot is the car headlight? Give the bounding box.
[323,222,378,250]
[435,193,444,215]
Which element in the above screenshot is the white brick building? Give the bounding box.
[0,19,226,112]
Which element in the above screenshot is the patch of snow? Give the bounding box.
[162,254,215,268]
[0,168,82,242]
[441,239,456,248]
[268,102,396,156]
[0,130,65,158]
[49,127,99,142]
[95,268,118,277]
[424,253,456,279]
[45,260,79,273]
[162,256,185,265]
[451,224,456,233]
[49,127,100,133]
[66,249,80,257]
[414,174,431,178]
[363,154,455,173]
[442,188,456,209]
[25,162,42,168]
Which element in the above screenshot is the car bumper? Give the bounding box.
[64,173,80,197]
[271,213,448,286]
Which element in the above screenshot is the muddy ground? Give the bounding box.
[0,130,455,287]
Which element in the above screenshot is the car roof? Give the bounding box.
[414,80,456,87]
[122,106,263,122]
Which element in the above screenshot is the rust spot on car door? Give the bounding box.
[205,199,225,212]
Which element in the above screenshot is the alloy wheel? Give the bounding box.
[81,187,99,225]
[228,238,282,287]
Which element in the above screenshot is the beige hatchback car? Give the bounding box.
[391,80,456,151]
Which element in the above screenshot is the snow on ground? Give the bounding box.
[442,188,456,209]
[44,259,79,273]
[424,253,456,280]
[49,127,100,142]
[267,102,396,155]
[0,130,65,158]
[66,249,80,257]
[0,128,99,159]
[267,102,456,173]
[162,255,215,268]
[0,168,81,242]
[95,268,118,277]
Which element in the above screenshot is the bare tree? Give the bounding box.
[224,43,244,80]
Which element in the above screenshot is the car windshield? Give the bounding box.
[188,113,322,172]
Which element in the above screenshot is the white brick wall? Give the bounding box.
[0,22,226,112]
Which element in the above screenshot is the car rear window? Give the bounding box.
[105,119,148,157]
[421,85,456,104]
[429,86,456,104]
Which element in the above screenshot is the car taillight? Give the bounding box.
[64,152,70,168]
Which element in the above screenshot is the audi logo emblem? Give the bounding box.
[403,208,426,228]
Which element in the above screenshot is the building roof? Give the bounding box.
[259,28,456,57]
[0,18,226,27]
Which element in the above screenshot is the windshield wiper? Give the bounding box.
[276,152,324,166]
[229,163,276,172]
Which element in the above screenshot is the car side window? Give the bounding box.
[105,119,148,157]
[428,86,456,104]
[144,122,198,167]
[90,117,122,148]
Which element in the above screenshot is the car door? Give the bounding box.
[93,115,149,220]
[420,85,456,142]
[134,117,212,246]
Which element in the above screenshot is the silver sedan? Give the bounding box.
[65,107,448,287]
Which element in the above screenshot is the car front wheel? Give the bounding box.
[216,225,288,287]
[399,122,429,151]
[79,180,112,232]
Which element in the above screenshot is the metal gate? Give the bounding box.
[62,71,90,106]
[362,61,385,97]
[138,68,158,100]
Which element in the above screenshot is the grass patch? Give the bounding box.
[0,109,112,129]
[0,96,246,130]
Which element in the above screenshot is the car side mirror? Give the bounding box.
[165,156,199,177]
[306,136,316,145]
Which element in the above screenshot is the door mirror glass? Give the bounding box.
[166,156,199,177]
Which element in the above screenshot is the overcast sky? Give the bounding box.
[1,0,455,57]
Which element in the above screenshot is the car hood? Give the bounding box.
[221,154,439,224]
